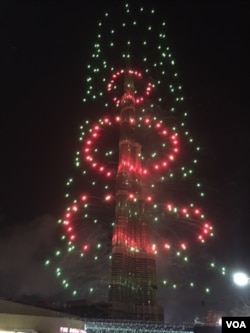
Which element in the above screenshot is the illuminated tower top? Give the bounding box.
[121,69,136,106]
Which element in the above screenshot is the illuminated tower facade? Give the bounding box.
[109,72,162,321]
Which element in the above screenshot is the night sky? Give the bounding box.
[0,0,249,322]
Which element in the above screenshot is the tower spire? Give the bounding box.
[121,43,135,104]
[121,68,135,106]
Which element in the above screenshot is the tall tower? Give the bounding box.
[109,71,162,321]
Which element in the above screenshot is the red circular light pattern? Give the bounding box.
[107,69,153,105]
[83,115,179,178]
[62,194,213,255]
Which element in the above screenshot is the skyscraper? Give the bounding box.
[109,71,162,321]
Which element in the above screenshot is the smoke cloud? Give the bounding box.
[0,215,61,299]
